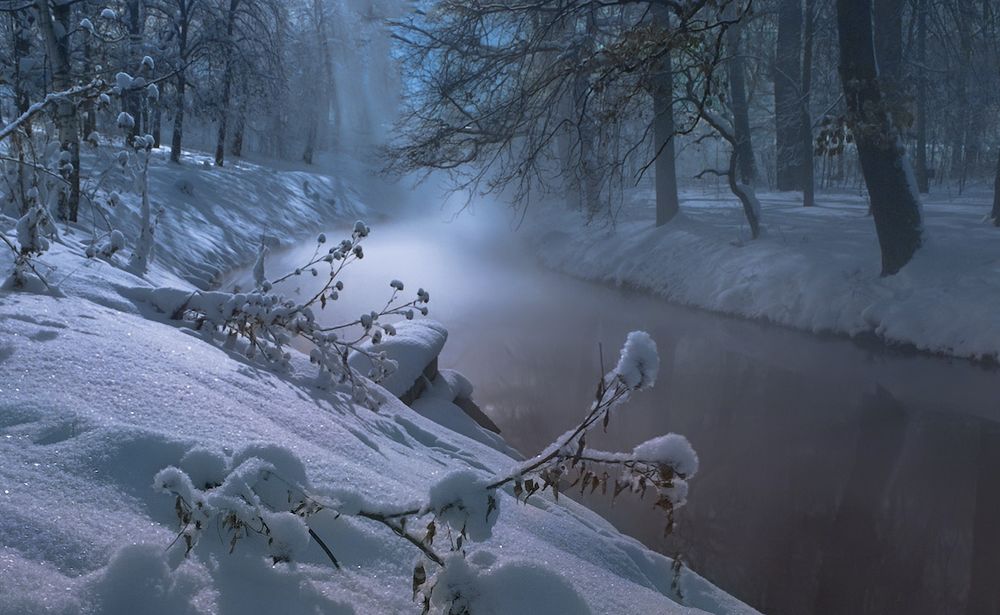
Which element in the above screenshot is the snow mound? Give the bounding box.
[349,319,447,397]
[430,552,593,615]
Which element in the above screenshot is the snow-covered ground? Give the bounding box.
[0,151,756,614]
[529,188,1000,362]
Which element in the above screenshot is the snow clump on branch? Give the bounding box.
[614,330,659,391]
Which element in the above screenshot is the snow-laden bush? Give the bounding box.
[155,331,698,613]
[145,222,430,405]
[2,200,58,289]
[125,134,159,274]
[154,455,322,566]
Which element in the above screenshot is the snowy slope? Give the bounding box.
[72,147,377,289]
[0,155,756,614]
[530,189,1000,362]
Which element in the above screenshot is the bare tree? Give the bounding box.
[387,0,741,223]
[774,0,804,192]
[652,5,679,227]
[35,0,81,222]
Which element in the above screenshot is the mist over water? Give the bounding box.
[239,203,1000,615]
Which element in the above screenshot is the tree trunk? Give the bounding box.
[152,104,161,148]
[873,0,903,83]
[914,0,929,193]
[12,10,32,135]
[230,107,245,158]
[36,0,80,222]
[836,0,923,275]
[302,121,316,165]
[576,7,602,216]
[775,0,805,191]
[215,0,240,167]
[800,0,816,207]
[125,0,143,140]
[314,0,335,150]
[81,14,97,139]
[215,74,232,167]
[170,73,186,163]
[653,7,679,226]
[991,149,1000,226]
[557,91,579,210]
[726,14,756,187]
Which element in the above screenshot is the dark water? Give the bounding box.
[250,214,1000,615]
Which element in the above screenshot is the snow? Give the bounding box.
[530,189,1000,361]
[429,552,593,615]
[115,111,134,129]
[633,434,700,478]
[614,330,660,390]
[410,369,519,458]
[348,319,448,397]
[424,469,499,541]
[114,72,133,90]
[0,151,755,614]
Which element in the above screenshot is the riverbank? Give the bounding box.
[528,188,1000,362]
[0,149,755,614]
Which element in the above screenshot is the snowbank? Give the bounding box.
[0,154,756,614]
[530,190,1000,361]
[74,147,374,289]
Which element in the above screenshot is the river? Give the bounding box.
[234,211,1000,615]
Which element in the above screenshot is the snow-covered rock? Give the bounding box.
[348,319,447,398]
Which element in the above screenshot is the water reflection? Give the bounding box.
[233,215,1000,615]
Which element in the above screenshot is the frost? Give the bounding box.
[614,330,659,391]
